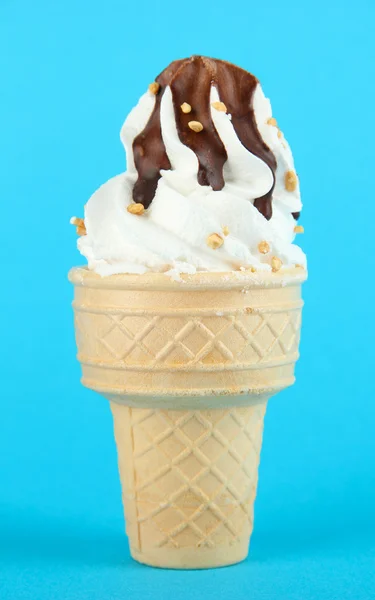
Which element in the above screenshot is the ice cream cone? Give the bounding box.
[69,267,306,568]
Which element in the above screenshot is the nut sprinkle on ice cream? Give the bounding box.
[75,56,306,277]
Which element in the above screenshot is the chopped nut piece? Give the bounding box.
[277,129,283,138]
[70,217,86,235]
[211,101,227,113]
[295,263,305,269]
[294,225,304,234]
[271,256,283,272]
[258,240,270,254]
[207,233,224,249]
[76,225,86,236]
[250,266,257,273]
[148,82,160,95]
[222,226,230,236]
[245,307,254,313]
[181,102,192,113]
[127,203,145,215]
[188,120,204,132]
[285,170,298,192]
[267,117,278,127]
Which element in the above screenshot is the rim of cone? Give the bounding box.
[69,266,307,291]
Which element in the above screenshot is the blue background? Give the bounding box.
[1,0,374,598]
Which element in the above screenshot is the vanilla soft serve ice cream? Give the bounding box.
[73,56,306,277]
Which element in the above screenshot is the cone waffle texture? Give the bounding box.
[69,268,305,408]
[69,268,306,568]
[111,402,266,568]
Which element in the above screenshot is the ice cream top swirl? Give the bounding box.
[75,56,306,277]
[133,56,278,220]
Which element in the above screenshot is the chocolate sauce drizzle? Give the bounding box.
[132,56,277,218]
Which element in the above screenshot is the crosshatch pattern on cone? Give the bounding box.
[69,268,306,568]
[70,269,305,400]
[112,404,266,552]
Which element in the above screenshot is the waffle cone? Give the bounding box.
[69,267,306,568]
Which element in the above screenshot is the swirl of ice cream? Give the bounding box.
[77,56,306,277]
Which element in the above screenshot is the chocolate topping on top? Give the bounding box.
[132,56,277,218]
